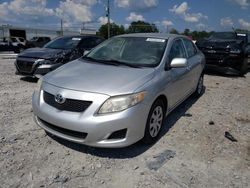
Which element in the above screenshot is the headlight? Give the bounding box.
[230,49,241,54]
[35,78,43,93]
[98,91,146,114]
[35,59,52,65]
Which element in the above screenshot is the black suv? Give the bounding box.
[196,32,250,75]
[15,35,104,78]
[26,37,51,48]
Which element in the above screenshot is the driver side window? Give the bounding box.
[169,39,186,63]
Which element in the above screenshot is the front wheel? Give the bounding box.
[142,100,166,144]
[239,58,248,76]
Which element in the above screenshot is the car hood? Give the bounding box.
[196,38,243,49]
[18,47,70,60]
[44,59,155,96]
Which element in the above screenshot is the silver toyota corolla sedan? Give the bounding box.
[32,33,205,148]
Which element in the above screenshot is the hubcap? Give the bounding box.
[149,106,163,137]
[197,76,203,94]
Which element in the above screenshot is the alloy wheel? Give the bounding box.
[149,106,163,137]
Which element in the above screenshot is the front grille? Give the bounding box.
[38,118,88,139]
[16,60,34,73]
[43,91,92,112]
[204,52,225,60]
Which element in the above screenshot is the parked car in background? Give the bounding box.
[32,33,205,148]
[26,36,51,48]
[196,31,250,75]
[0,37,27,53]
[15,35,104,78]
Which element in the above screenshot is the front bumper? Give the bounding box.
[203,51,244,71]
[15,59,62,77]
[32,82,150,148]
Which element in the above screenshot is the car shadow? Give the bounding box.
[205,70,239,78]
[204,66,250,78]
[20,76,38,83]
[47,89,204,159]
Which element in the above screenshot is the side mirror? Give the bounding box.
[170,58,187,68]
[83,50,90,56]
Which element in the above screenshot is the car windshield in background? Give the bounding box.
[210,32,236,40]
[44,37,82,50]
[30,37,38,41]
[11,38,17,42]
[84,37,167,67]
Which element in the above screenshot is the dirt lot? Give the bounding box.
[0,58,249,188]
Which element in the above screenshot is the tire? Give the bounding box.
[142,99,166,144]
[239,58,248,76]
[19,48,24,53]
[194,74,204,97]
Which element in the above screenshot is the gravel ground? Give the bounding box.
[0,58,249,188]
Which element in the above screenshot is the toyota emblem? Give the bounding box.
[55,94,66,104]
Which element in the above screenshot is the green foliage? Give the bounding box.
[169,28,179,34]
[180,28,213,39]
[98,23,125,39]
[98,23,249,40]
[235,28,249,33]
[126,21,159,33]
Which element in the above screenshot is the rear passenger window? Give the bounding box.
[169,39,186,62]
[37,38,43,42]
[94,38,104,45]
[183,39,197,57]
[79,38,96,48]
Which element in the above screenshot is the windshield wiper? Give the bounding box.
[82,57,140,68]
[102,59,141,68]
[82,56,98,61]
[82,57,120,66]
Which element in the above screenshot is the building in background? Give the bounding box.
[0,25,97,40]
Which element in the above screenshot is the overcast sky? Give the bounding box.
[0,0,250,32]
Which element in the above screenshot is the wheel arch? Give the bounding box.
[153,94,168,112]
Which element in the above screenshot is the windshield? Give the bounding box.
[210,32,236,40]
[30,37,38,41]
[44,37,82,50]
[85,37,167,67]
[11,38,17,42]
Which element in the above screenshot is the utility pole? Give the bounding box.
[106,0,110,38]
[61,19,63,36]
[2,26,4,38]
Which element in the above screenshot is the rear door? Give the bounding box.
[182,38,202,91]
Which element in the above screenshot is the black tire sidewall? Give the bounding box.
[239,58,248,76]
[194,75,204,97]
[142,100,166,144]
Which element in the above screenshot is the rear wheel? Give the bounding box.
[194,75,204,97]
[142,99,166,144]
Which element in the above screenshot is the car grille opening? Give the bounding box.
[108,129,127,140]
[38,118,88,139]
[43,91,92,112]
[16,60,34,73]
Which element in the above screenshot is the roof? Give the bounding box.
[116,33,183,39]
[53,35,103,40]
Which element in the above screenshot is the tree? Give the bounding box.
[182,28,190,36]
[126,21,159,33]
[169,28,179,34]
[98,23,125,39]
